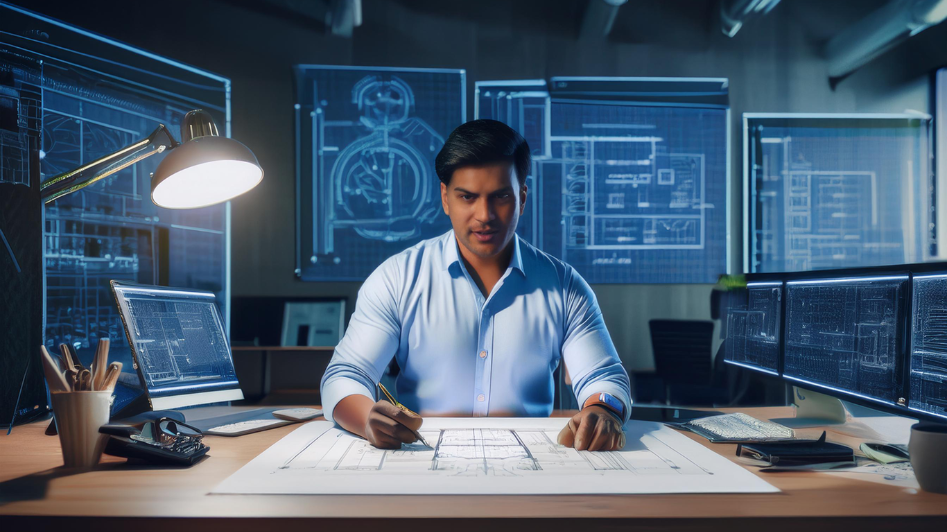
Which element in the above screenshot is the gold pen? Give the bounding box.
[377,382,432,448]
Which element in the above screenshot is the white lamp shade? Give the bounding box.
[151,135,263,209]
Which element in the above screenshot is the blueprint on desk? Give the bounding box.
[213,418,777,495]
[295,66,464,281]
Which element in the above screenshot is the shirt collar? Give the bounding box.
[443,230,526,277]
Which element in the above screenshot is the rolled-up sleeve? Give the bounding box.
[560,267,633,423]
[320,258,402,422]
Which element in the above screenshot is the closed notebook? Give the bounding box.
[735,431,854,467]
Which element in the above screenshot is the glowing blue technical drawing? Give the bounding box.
[0,9,231,398]
[784,276,907,405]
[745,114,933,273]
[295,66,465,281]
[725,282,782,374]
[910,274,947,418]
[476,78,729,284]
[538,101,727,283]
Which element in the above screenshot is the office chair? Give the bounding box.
[648,319,716,405]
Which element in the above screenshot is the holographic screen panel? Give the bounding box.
[296,66,465,281]
[746,115,933,274]
[538,102,728,283]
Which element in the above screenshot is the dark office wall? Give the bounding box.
[23,0,946,369]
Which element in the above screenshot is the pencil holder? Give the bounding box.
[50,391,111,469]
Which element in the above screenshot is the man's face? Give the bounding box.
[440,163,527,262]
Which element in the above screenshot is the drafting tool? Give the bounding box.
[377,382,431,448]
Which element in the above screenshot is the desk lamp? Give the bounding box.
[4,109,262,430]
[40,109,263,206]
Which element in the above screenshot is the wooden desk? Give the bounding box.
[1,407,945,532]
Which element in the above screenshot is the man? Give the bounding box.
[321,119,631,452]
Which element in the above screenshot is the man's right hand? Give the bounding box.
[364,400,424,449]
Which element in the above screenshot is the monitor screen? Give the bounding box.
[111,281,243,410]
[725,281,782,375]
[910,274,947,420]
[783,275,907,406]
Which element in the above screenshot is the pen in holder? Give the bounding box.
[40,340,121,469]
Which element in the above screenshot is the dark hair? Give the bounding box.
[435,119,531,187]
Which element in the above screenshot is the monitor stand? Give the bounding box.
[771,386,848,428]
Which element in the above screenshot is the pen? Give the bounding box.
[376,382,431,448]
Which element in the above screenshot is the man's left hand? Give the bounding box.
[557,406,625,451]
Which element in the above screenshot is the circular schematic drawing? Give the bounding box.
[325,75,445,244]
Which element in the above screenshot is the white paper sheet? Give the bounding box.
[212,418,778,495]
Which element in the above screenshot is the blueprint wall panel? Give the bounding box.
[784,277,906,404]
[910,275,947,417]
[296,66,464,281]
[540,102,727,283]
[38,55,229,385]
[725,283,781,373]
[748,118,932,273]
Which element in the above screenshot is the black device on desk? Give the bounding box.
[736,431,854,467]
[100,412,209,466]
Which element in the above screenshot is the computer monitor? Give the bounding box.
[110,281,243,411]
[783,274,908,407]
[910,273,947,419]
[722,263,947,424]
[725,281,782,375]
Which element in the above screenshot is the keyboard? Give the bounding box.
[204,418,292,437]
[676,412,795,443]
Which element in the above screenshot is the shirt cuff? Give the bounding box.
[322,377,376,423]
[575,385,632,425]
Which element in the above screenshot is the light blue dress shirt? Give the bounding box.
[320,230,632,423]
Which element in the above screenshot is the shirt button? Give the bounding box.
[479,350,487,359]
[477,394,485,402]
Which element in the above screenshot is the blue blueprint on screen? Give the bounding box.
[783,276,907,405]
[910,274,947,418]
[476,82,729,283]
[296,66,465,281]
[538,103,727,283]
[747,117,932,273]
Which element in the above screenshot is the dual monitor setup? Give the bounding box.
[724,262,947,424]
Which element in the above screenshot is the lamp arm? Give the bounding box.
[40,124,179,204]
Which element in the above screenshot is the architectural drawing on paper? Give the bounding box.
[213,419,779,495]
[280,426,710,478]
[784,277,906,403]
